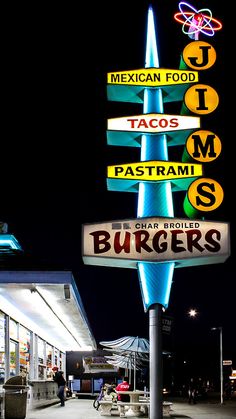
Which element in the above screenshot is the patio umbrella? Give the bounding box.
[104,353,147,384]
[105,353,149,366]
[100,336,150,390]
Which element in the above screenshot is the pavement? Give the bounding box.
[24,396,236,419]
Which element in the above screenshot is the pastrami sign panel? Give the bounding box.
[82,217,230,269]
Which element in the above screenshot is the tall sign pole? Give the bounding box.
[82,4,228,419]
[137,9,174,419]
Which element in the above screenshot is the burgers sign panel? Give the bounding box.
[82,217,230,269]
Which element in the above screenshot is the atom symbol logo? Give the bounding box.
[174,2,222,40]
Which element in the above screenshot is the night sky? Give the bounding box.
[2,1,234,378]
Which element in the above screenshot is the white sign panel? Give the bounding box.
[107,113,200,134]
[82,217,230,269]
[223,360,232,366]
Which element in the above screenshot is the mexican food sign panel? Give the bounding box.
[107,68,198,86]
[82,217,230,269]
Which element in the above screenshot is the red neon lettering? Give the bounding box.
[90,230,111,253]
[114,232,131,253]
[152,230,168,253]
[133,230,153,253]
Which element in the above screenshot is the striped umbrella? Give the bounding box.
[100,336,149,390]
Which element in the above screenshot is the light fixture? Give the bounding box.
[188,308,198,317]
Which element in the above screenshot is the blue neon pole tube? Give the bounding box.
[137,7,175,419]
[137,6,175,311]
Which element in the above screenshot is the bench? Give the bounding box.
[117,400,173,417]
[117,401,149,417]
[99,400,119,416]
[163,401,173,416]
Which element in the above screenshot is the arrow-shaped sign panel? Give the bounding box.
[107,161,203,181]
[107,68,198,87]
[107,113,200,134]
[82,217,230,269]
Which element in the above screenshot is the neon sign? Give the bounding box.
[174,2,222,40]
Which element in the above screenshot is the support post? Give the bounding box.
[220,327,223,405]
[149,304,163,419]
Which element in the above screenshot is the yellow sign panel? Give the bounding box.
[107,68,198,86]
[186,130,222,162]
[187,178,224,212]
[184,84,219,115]
[183,41,217,70]
[107,161,203,181]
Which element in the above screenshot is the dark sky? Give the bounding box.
[2,1,235,375]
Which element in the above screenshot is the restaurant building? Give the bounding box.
[0,229,97,408]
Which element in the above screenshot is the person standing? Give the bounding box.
[53,369,66,406]
[188,378,197,404]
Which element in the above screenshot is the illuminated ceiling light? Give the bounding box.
[34,286,91,350]
[0,293,64,350]
[0,289,89,352]
[30,288,86,350]
[28,289,82,350]
[174,2,222,40]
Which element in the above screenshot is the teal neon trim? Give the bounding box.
[137,6,175,309]
[138,262,175,311]
[0,234,23,251]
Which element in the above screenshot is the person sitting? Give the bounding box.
[106,383,117,402]
[116,377,130,402]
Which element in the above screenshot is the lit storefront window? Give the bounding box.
[59,351,63,370]
[10,340,17,377]
[46,343,52,379]
[9,318,18,340]
[54,348,59,368]
[0,312,6,384]
[19,325,30,377]
[38,337,46,380]
[9,319,19,377]
[0,311,66,382]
